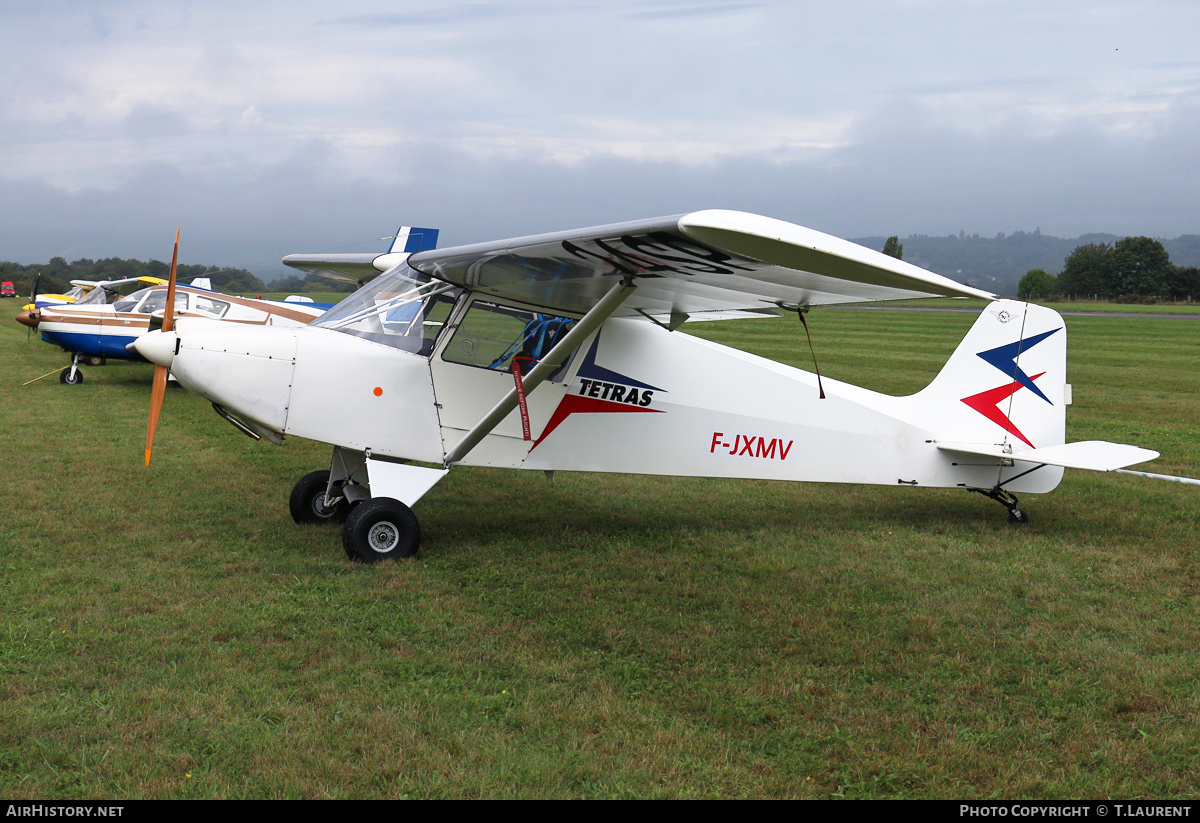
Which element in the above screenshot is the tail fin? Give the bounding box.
[915,299,1068,452]
[388,227,440,254]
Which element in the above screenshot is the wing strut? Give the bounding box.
[797,310,826,399]
[443,277,638,467]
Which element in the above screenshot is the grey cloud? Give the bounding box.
[2,0,1199,272]
[6,98,1199,278]
[623,2,761,20]
[330,4,525,27]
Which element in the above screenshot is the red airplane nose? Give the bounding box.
[15,309,40,329]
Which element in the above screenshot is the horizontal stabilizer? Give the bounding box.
[938,440,1159,472]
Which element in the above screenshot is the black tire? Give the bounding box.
[342,497,420,562]
[86,355,106,367]
[59,368,83,385]
[1008,508,1029,524]
[289,470,350,525]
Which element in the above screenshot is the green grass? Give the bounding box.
[1,300,1198,798]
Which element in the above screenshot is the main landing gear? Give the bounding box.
[288,470,350,524]
[342,498,420,562]
[288,471,421,562]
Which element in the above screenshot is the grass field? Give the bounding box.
[1,299,1197,799]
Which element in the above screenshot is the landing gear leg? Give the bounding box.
[972,487,1029,523]
[59,353,84,385]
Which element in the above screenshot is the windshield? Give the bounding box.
[313,262,461,355]
[113,287,187,314]
[113,287,153,313]
[73,286,108,305]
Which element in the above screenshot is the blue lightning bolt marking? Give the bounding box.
[976,328,1060,404]
[577,333,664,392]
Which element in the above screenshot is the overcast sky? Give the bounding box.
[3,0,1198,276]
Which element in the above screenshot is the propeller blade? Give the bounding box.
[145,364,169,467]
[163,228,180,334]
[25,273,40,341]
[144,229,180,467]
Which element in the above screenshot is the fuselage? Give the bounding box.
[139,267,1068,496]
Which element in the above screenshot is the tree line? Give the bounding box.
[1017,237,1200,302]
[0,257,269,297]
[861,230,1200,296]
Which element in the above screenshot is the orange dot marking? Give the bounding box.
[373,387,383,397]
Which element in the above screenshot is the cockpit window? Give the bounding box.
[137,289,188,315]
[313,262,461,355]
[113,287,151,313]
[192,295,230,317]
[74,286,108,306]
[442,300,577,376]
[113,286,185,314]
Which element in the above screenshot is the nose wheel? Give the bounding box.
[60,353,85,384]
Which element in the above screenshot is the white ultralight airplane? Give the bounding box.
[131,210,1166,562]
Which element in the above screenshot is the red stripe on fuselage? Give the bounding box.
[530,394,662,451]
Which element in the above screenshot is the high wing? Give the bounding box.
[69,276,164,289]
[282,226,440,284]
[405,210,992,317]
[280,253,391,283]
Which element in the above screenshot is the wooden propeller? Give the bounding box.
[144,228,180,467]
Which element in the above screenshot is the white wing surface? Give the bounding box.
[404,210,992,317]
[281,253,402,283]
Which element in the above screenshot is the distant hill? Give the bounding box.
[853,232,1200,296]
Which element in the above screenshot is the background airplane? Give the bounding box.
[25,275,171,309]
[15,247,332,385]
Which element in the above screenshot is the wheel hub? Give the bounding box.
[311,493,337,518]
[367,521,400,553]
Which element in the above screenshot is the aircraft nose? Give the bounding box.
[15,309,40,329]
[128,329,178,367]
[166,321,299,436]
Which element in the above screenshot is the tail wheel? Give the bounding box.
[289,470,350,525]
[342,497,420,562]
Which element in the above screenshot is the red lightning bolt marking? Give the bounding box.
[960,372,1046,448]
[530,394,662,451]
